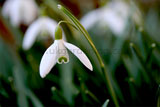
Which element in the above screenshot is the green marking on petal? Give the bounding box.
[55,26,62,40]
[58,56,68,64]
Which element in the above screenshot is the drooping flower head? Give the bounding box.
[2,0,38,27]
[40,26,93,78]
[22,17,58,50]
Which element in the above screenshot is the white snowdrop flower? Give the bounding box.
[80,1,130,35]
[2,0,38,27]
[40,26,93,78]
[22,17,58,50]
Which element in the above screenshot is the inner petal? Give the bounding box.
[56,40,69,64]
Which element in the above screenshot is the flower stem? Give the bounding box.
[58,4,119,106]
[58,20,78,30]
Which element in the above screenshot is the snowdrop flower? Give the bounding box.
[81,1,131,35]
[2,0,38,27]
[22,16,58,50]
[40,26,93,78]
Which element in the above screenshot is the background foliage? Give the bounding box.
[0,0,160,106]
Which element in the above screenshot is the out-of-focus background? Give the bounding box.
[0,0,160,106]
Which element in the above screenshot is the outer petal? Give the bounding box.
[40,42,58,78]
[22,0,38,25]
[45,17,57,39]
[80,9,102,29]
[64,41,93,71]
[10,1,21,26]
[102,1,129,35]
[22,19,41,50]
[103,8,125,35]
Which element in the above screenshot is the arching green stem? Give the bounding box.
[57,4,119,106]
[58,20,78,30]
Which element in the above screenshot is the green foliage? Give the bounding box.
[0,0,160,106]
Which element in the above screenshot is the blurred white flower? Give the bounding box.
[40,26,93,78]
[2,0,38,26]
[22,17,58,50]
[81,1,140,35]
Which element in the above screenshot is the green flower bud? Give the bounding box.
[55,26,62,40]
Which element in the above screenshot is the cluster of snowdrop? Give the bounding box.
[80,0,142,36]
[2,0,93,78]
[2,0,141,78]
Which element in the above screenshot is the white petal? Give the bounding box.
[2,0,12,17]
[10,1,21,26]
[102,1,129,35]
[80,9,102,29]
[40,42,58,78]
[103,9,126,35]
[64,41,93,71]
[22,0,38,25]
[44,17,57,39]
[22,19,41,50]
